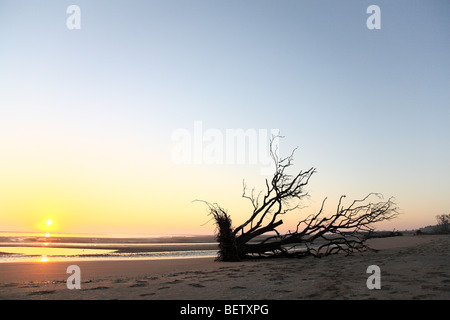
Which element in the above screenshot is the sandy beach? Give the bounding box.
[0,235,448,300]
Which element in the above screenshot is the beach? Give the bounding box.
[0,235,448,300]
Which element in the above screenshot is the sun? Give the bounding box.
[36,218,57,232]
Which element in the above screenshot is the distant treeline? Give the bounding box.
[367,230,403,238]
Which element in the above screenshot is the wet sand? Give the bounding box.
[0,235,448,300]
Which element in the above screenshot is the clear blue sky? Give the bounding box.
[0,1,449,233]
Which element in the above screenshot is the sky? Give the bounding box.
[0,0,449,235]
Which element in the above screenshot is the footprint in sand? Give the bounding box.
[19,284,39,288]
[163,279,183,285]
[28,290,56,296]
[140,292,155,297]
[129,279,148,287]
[86,286,110,290]
[227,273,245,279]
[274,289,292,293]
[1,283,19,288]
[189,283,205,288]
[113,279,126,283]
[129,283,148,288]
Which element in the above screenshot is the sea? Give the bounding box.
[0,231,219,263]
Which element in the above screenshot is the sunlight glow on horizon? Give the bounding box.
[0,1,448,235]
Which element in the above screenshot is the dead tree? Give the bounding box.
[198,137,398,261]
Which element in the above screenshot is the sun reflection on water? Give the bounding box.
[40,255,48,262]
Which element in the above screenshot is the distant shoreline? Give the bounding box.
[0,230,438,263]
[0,232,218,263]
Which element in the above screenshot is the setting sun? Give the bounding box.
[36,218,59,233]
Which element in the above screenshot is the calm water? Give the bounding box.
[0,232,218,263]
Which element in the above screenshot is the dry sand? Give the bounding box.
[0,235,448,300]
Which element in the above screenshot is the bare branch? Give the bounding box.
[197,137,399,261]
